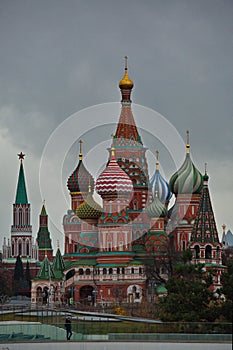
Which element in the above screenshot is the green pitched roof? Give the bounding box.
[40,204,47,216]
[53,248,65,271]
[15,162,28,204]
[37,256,55,280]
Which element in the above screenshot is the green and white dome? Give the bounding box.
[145,191,167,218]
[169,132,203,195]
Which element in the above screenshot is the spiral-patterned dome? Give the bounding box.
[76,193,102,219]
[67,159,94,193]
[145,193,168,218]
[169,143,203,195]
[150,151,172,203]
[96,151,133,197]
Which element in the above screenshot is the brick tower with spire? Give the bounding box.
[36,202,53,261]
[2,153,38,260]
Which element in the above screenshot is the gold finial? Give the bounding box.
[111,134,115,157]
[155,190,158,198]
[79,140,83,160]
[186,130,190,154]
[222,224,226,233]
[156,150,159,171]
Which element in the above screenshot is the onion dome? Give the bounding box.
[150,151,172,203]
[145,191,168,218]
[96,141,133,197]
[169,131,203,195]
[76,184,102,219]
[67,140,94,193]
[203,163,209,182]
[119,56,134,90]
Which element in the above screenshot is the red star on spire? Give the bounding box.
[18,152,25,161]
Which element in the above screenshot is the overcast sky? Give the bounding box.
[0,0,232,253]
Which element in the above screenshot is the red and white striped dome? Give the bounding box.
[96,153,133,197]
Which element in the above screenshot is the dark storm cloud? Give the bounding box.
[0,0,232,246]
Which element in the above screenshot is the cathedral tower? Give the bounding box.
[113,57,150,240]
[168,132,203,251]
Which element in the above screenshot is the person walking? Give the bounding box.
[64,316,72,340]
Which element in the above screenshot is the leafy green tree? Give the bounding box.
[0,262,12,302]
[13,255,24,295]
[25,260,31,289]
[158,263,218,322]
[218,262,233,322]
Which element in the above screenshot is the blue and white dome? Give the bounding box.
[150,151,172,203]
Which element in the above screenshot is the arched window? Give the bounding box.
[131,268,134,274]
[19,209,22,225]
[26,242,30,256]
[103,268,107,275]
[194,245,200,259]
[139,267,142,274]
[216,246,220,259]
[205,245,212,259]
[79,268,84,275]
[109,268,113,275]
[86,268,91,275]
[122,267,125,274]
[182,241,186,250]
[18,242,22,256]
[117,267,120,274]
[66,269,75,280]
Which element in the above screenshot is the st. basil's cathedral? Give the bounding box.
[1,60,230,306]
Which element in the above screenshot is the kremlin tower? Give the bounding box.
[36,202,53,261]
[2,153,37,261]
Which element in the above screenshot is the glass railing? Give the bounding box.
[0,306,232,343]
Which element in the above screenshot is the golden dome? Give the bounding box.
[119,56,134,90]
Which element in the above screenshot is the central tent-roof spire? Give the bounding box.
[114,57,142,146]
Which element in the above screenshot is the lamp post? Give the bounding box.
[100,290,105,312]
[68,285,75,307]
[92,266,98,308]
[92,287,97,308]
